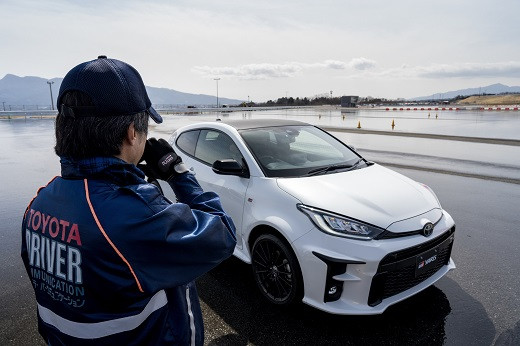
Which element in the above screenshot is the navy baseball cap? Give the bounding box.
[57,55,162,123]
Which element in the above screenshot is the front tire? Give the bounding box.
[251,234,303,305]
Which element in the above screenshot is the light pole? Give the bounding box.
[47,81,55,110]
[2,101,5,111]
[213,78,220,108]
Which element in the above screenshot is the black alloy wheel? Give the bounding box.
[251,234,303,305]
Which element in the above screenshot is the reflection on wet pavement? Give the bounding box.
[1,111,519,345]
[199,257,495,346]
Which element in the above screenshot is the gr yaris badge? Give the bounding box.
[422,222,434,237]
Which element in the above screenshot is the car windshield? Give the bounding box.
[240,125,363,178]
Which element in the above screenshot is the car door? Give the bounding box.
[175,129,249,249]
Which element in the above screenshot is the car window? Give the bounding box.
[289,129,344,159]
[194,130,244,165]
[176,130,199,156]
[240,125,360,177]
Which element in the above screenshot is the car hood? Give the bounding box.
[276,164,440,230]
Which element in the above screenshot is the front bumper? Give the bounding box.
[292,210,456,315]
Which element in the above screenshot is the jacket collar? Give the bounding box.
[60,156,147,186]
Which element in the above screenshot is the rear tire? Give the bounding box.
[251,234,303,305]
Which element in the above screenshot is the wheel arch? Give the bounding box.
[249,224,305,304]
[248,224,304,285]
[248,224,293,256]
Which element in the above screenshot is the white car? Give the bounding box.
[170,119,456,315]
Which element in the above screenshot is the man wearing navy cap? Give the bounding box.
[20,56,236,345]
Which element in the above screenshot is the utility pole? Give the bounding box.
[47,81,55,110]
[213,78,220,108]
[2,101,5,111]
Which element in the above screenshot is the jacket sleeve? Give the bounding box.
[115,173,237,293]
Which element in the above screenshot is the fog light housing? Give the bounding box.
[313,251,366,303]
[325,280,343,302]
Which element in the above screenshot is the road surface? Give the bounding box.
[1,117,519,345]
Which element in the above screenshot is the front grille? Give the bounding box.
[376,229,422,239]
[368,227,455,306]
[375,214,443,240]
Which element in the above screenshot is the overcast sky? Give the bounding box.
[1,0,520,101]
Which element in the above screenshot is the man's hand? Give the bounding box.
[142,138,188,180]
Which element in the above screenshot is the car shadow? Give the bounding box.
[197,257,493,345]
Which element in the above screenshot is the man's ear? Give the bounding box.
[125,122,138,145]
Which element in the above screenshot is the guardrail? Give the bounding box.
[385,107,519,111]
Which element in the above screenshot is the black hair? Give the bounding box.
[54,91,149,158]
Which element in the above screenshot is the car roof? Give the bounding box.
[221,118,309,130]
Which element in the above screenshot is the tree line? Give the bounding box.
[237,96,342,107]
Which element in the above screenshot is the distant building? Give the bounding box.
[341,96,359,107]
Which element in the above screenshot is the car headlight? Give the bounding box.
[297,204,384,240]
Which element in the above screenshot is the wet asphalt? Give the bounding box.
[196,168,520,346]
[1,117,520,345]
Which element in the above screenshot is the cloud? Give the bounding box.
[193,59,520,84]
[192,63,304,79]
[323,60,347,69]
[371,61,520,79]
[348,57,376,70]
[321,58,376,70]
[192,58,376,79]
[416,61,520,78]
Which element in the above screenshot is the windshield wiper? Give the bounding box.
[349,158,365,169]
[306,158,365,176]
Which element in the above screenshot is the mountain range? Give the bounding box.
[2,73,520,107]
[412,83,520,101]
[0,74,242,108]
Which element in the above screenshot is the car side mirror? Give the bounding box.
[212,159,249,178]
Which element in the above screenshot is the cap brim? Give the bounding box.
[148,106,163,124]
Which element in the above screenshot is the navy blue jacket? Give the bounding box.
[21,157,236,345]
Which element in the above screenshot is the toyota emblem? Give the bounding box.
[422,222,434,237]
